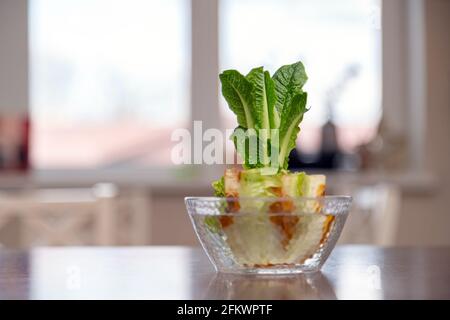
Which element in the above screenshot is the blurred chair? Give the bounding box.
[337,183,401,246]
[0,183,119,247]
[114,188,152,245]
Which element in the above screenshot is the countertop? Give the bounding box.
[0,245,449,299]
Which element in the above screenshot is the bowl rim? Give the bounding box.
[185,196,352,216]
[185,195,352,202]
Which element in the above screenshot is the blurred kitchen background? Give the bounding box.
[0,0,448,248]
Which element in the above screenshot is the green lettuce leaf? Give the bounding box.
[219,70,255,129]
[230,126,261,169]
[272,61,308,116]
[245,67,278,166]
[212,176,225,197]
[245,67,277,130]
[265,71,279,129]
[278,92,308,169]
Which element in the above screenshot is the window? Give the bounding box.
[1,0,428,180]
[30,0,190,169]
[28,0,382,171]
[220,0,381,154]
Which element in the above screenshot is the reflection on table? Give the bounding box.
[0,246,449,299]
[205,273,336,300]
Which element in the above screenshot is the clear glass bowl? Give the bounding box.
[185,196,351,274]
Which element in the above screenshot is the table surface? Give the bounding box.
[0,245,449,300]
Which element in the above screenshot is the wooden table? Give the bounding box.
[0,246,449,299]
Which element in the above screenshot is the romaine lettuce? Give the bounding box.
[210,61,331,267]
[220,61,308,170]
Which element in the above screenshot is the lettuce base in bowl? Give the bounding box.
[186,196,351,274]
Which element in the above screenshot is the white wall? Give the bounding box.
[398,0,450,246]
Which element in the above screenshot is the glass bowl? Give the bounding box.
[185,196,351,274]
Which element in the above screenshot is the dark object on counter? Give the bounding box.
[289,120,342,170]
[0,115,30,171]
